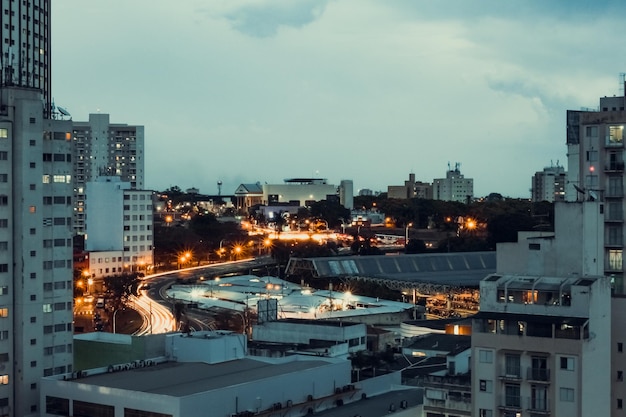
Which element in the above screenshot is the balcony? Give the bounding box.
[499,368,522,382]
[499,395,522,410]
[606,162,625,172]
[527,396,550,414]
[527,367,550,383]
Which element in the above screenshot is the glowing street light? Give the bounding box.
[405,222,413,245]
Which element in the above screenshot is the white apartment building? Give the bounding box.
[72,114,145,234]
[531,164,566,203]
[0,87,74,417]
[433,163,473,203]
[85,177,153,278]
[472,201,610,417]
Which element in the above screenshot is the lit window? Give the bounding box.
[0,129,7,138]
[0,308,7,317]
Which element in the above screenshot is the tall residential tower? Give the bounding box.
[72,113,145,234]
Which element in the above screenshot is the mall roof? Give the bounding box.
[286,251,496,289]
[76,358,333,397]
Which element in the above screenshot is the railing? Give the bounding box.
[606,162,625,171]
[500,395,521,409]
[527,396,550,413]
[526,367,550,382]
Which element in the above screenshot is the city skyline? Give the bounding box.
[52,1,626,197]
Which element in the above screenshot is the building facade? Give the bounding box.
[433,163,473,203]
[531,164,566,202]
[0,0,51,117]
[72,114,145,234]
[472,274,611,417]
[566,90,626,293]
[387,173,433,200]
[84,177,153,277]
[0,87,74,417]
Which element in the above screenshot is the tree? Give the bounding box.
[104,273,141,310]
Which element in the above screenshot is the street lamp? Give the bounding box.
[112,308,124,334]
[405,222,413,245]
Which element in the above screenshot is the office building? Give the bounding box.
[84,177,153,277]
[0,87,74,417]
[433,163,473,203]
[72,113,145,234]
[531,163,566,202]
[0,1,52,118]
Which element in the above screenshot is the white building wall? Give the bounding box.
[252,321,367,352]
[85,177,128,251]
[0,88,74,416]
[164,332,246,364]
[263,183,337,206]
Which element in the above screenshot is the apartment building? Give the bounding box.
[433,163,473,203]
[566,87,626,293]
[72,114,144,234]
[531,164,566,202]
[84,177,153,277]
[0,87,74,417]
[472,274,611,417]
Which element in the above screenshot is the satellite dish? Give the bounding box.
[573,184,585,194]
[589,190,599,201]
[57,107,71,117]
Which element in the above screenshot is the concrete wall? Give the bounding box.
[164,332,246,364]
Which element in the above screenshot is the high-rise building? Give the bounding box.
[433,163,473,203]
[0,1,52,117]
[566,83,626,293]
[72,114,145,234]
[0,88,74,417]
[0,3,73,416]
[531,163,566,202]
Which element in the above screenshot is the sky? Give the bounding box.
[52,1,626,198]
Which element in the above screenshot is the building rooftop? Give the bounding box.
[404,333,471,355]
[76,358,332,397]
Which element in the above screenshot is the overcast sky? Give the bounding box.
[52,1,626,198]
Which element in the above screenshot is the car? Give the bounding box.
[96,298,105,308]
[83,295,94,303]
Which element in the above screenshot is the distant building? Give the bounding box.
[236,178,354,212]
[84,177,154,277]
[72,114,145,234]
[387,173,432,200]
[358,188,374,196]
[433,163,473,203]
[531,163,566,202]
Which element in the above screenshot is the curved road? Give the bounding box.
[133,257,277,335]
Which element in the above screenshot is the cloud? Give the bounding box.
[208,0,330,38]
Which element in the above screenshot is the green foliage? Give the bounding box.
[103,273,141,310]
[309,200,351,228]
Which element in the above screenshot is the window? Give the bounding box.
[586,125,598,137]
[608,125,624,146]
[505,384,520,407]
[610,250,624,270]
[43,304,52,313]
[30,339,35,345]
[619,342,624,352]
[30,361,36,367]
[560,356,575,370]
[46,396,70,416]
[0,308,7,318]
[0,152,6,160]
[619,371,623,381]
[73,400,114,417]
[479,379,492,392]
[478,410,493,417]
[479,349,493,363]
[619,399,623,410]
[560,387,575,402]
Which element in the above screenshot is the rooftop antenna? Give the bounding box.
[217,181,222,196]
[573,184,586,202]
